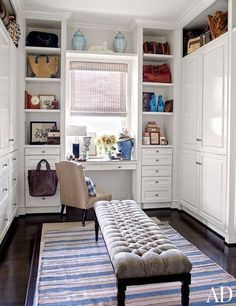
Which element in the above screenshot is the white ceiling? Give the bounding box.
[20,0,201,26]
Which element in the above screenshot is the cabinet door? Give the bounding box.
[0,24,10,157]
[9,44,17,150]
[180,150,199,213]
[181,55,201,150]
[201,38,227,154]
[199,152,226,229]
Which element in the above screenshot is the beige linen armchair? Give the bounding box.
[55,161,112,226]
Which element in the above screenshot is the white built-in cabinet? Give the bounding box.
[180,34,228,235]
[0,20,18,245]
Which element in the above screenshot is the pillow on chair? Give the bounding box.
[85,177,96,196]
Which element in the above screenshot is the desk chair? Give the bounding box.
[55,161,112,226]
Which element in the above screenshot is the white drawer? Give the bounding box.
[25,155,60,178]
[0,196,10,241]
[102,163,136,170]
[142,148,172,156]
[25,147,60,156]
[142,177,171,191]
[82,164,102,171]
[142,154,172,166]
[9,186,17,217]
[0,155,10,176]
[9,167,17,192]
[25,190,60,207]
[9,151,17,169]
[142,165,172,177]
[0,173,9,205]
[142,188,171,203]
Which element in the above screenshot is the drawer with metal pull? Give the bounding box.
[142,154,172,166]
[9,151,17,169]
[0,156,9,176]
[142,148,172,156]
[142,165,172,177]
[25,190,60,207]
[142,177,171,191]
[25,147,60,156]
[141,188,171,203]
[0,174,9,205]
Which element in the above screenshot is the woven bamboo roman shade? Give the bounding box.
[70,61,128,117]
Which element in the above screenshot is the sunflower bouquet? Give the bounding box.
[95,134,117,157]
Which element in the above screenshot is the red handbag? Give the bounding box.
[143,41,170,55]
[143,64,171,83]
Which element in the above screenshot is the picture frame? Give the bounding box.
[39,95,56,109]
[30,121,57,144]
[88,132,97,156]
[164,99,173,112]
[150,132,160,145]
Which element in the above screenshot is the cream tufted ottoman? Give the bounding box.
[94,200,192,306]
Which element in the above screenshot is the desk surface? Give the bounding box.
[80,159,138,170]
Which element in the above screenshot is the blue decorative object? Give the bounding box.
[113,31,127,53]
[157,95,165,112]
[118,140,133,160]
[72,29,86,50]
[150,94,157,112]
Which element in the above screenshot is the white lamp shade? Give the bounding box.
[67,125,87,136]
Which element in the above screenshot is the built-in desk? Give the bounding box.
[81,159,138,201]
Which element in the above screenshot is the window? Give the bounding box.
[70,61,128,117]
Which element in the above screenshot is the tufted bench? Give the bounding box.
[94,200,192,306]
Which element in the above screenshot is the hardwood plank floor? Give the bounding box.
[0,209,236,306]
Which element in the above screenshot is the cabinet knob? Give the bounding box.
[196,138,202,142]
[42,150,45,153]
[12,158,16,161]
[9,138,14,142]
[156,159,159,162]
[2,188,8,192]
[156,150,159,153]
[196,162,203,165]
[3,218,8,222]
[155,181,159,184]
[2,163,8,167]
[42,197,46,200]
[13,203,17,206]
[13,178,17,181]
[155,170,159,173]
[155,194,159,197]
[118,166,122,169]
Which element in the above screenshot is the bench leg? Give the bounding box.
[60,204,65,221]
[95,214,99,241]
[82,209,87,226]
[181,280,190,306]
[117,280,126,306]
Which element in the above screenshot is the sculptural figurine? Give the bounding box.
[157,95,164,112]
[150,94,157,112]
[88,41,113,53]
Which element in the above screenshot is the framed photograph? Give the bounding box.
[164,99,173,112]
[30,121,57,144]
[150,132,160,145]
[39,95,55,109]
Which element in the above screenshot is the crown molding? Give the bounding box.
[68,21,131,32]
[23,10,71,21]
[176,0,216,28]
[133,18,176,30]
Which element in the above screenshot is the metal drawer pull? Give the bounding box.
[9,138,14,142]
[2,188,8,192]
[118,166,122,169]
[42,197,46,200]
[2,163,8,167]
[42,150,45,153]
[156,150,159,153]
[13,203,17,206]
[13,178,17,181]
[196,162,203,165]
[155,181,159,184]
[3,218,8,222]
[156,159,159,162]
[12,158,17,161]
[155,194,159,197]
[155,170,159,173]
[196,138,202,141]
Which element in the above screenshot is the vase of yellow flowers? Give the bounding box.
[95,134,117,159]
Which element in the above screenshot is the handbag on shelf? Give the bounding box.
[27,55,60,78]
[0,0,9,26]
[143,41,170,55]
[26,31,58,47]
[143,64,171,83]
[28,159,58,197]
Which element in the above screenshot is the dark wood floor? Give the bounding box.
[0,209,236,306]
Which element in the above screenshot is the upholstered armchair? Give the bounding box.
[55,161,112,225]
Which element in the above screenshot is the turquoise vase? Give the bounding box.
[113,31,127,53]
[118,140,133,160]
[72,29,86,50]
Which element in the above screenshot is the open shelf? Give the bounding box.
[24,144,61,148]
[142,112,173,115]
[143,82,174,87]
[143,53,174,61]
[25,46,61,54]
[25,109,60,113]
[25,77,61,83]
[142,145,173,148]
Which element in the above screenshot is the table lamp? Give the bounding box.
[67,125,87,158]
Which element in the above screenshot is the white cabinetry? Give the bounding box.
[180,35,228,235]
[141,147,172,208]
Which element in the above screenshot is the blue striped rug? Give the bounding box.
[34,220,236,305]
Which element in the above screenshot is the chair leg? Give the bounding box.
[60,204,65,221]
[82,209,87,226]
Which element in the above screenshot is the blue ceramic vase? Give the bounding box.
[72,29,86,50]
[118,140,133,160]
[113,31,127,53]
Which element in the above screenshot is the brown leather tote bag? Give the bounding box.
[28,159,58,197]
[143,64,171,83]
